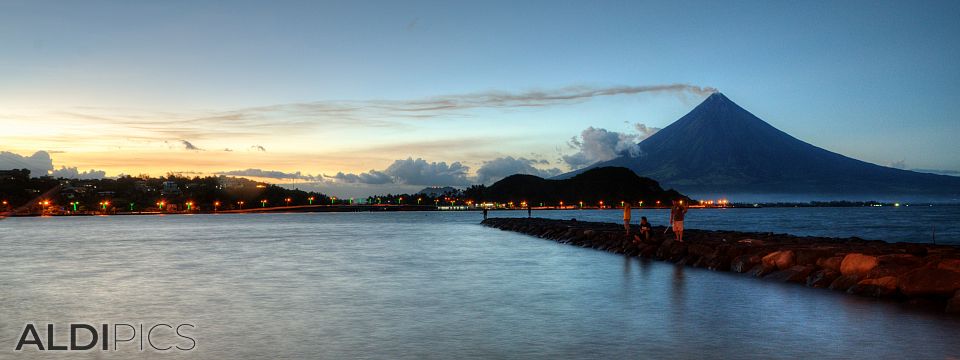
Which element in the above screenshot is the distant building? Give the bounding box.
[134,180,152,192]
[161,181,181,196]
[0,169,30,181]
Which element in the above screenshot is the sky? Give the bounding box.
[2,0,959,197]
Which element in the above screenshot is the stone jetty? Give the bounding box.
[482,217,960,314]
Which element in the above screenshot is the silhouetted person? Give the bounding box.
[639,216,652,242]
[527,204,532,218]
[622,202,631,233]
[483,208,488,220]
[670,199,688,242]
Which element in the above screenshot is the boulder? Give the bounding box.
[731,254,761,273]
[807,269,840,288]
[946,291,960,314]
[764,265,815,283]
[898,267,960,297]
[829,275,860,291]
[795,248,835,266]
[840,253,878,277]
[816,256,843,272]
[762,250,796,270]
[848,276,899,297]
[938,259,960,272]
[867,254,924,279]
[747,263,776,278]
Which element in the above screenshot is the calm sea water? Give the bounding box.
[1,209,959,359]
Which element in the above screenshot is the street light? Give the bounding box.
[214,201,221,212]
[285,197,292,206]
[308,196,314,205]
[260,199,267,207]
[186,201,194,211]
[237,200,245,209]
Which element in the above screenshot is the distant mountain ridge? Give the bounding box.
[559,93,960,201]
[474,167,687,204]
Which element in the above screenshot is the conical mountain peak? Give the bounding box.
[557,93,960,200]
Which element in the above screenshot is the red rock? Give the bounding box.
[764,265,814,283]
[869,254,925,279]
[795,248,835,266]
[946,291,960,314]
[731,255,760,273]
[840,253,878,277]
[816,256,843,272]
[938,259,960,272]
[898,267,960,297]
[807,269,840,288]
[829,275,860,291]
[878,253,923,267]
[848,276,899,297]
[762,250,796,270]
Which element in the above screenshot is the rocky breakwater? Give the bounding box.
[482,217,960,314]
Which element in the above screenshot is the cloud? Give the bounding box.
[181,140,202,151]
[633,123,661,137]
[14,83,711,156]
[216,168,319,181]
[476,156,562,184]
[328,170,393,184]
[0,150,53,176]
[561,123,660,169]
[383,157,470,186]
[50,166,106,179]
[328,157,471,186]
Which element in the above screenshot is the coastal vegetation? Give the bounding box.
[0,169,330,215]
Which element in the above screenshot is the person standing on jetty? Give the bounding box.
[483,207,488,220]
[670,200,688,242]
[527,204,532,218]
[622,202,631,233]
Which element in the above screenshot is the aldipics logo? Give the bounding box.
[14,323,196,352]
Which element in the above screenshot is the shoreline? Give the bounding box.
[482,217,960,315]
[7,204,959,218]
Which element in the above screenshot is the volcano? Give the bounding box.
[560,93,960,201]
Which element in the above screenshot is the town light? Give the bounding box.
[308,196,315,205]
[261,199,268,207]
[285,197,292,206]
[186,201,194,210]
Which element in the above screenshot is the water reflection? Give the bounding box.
[0,212,958,359]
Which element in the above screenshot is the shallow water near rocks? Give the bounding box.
[1,210,958,359]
